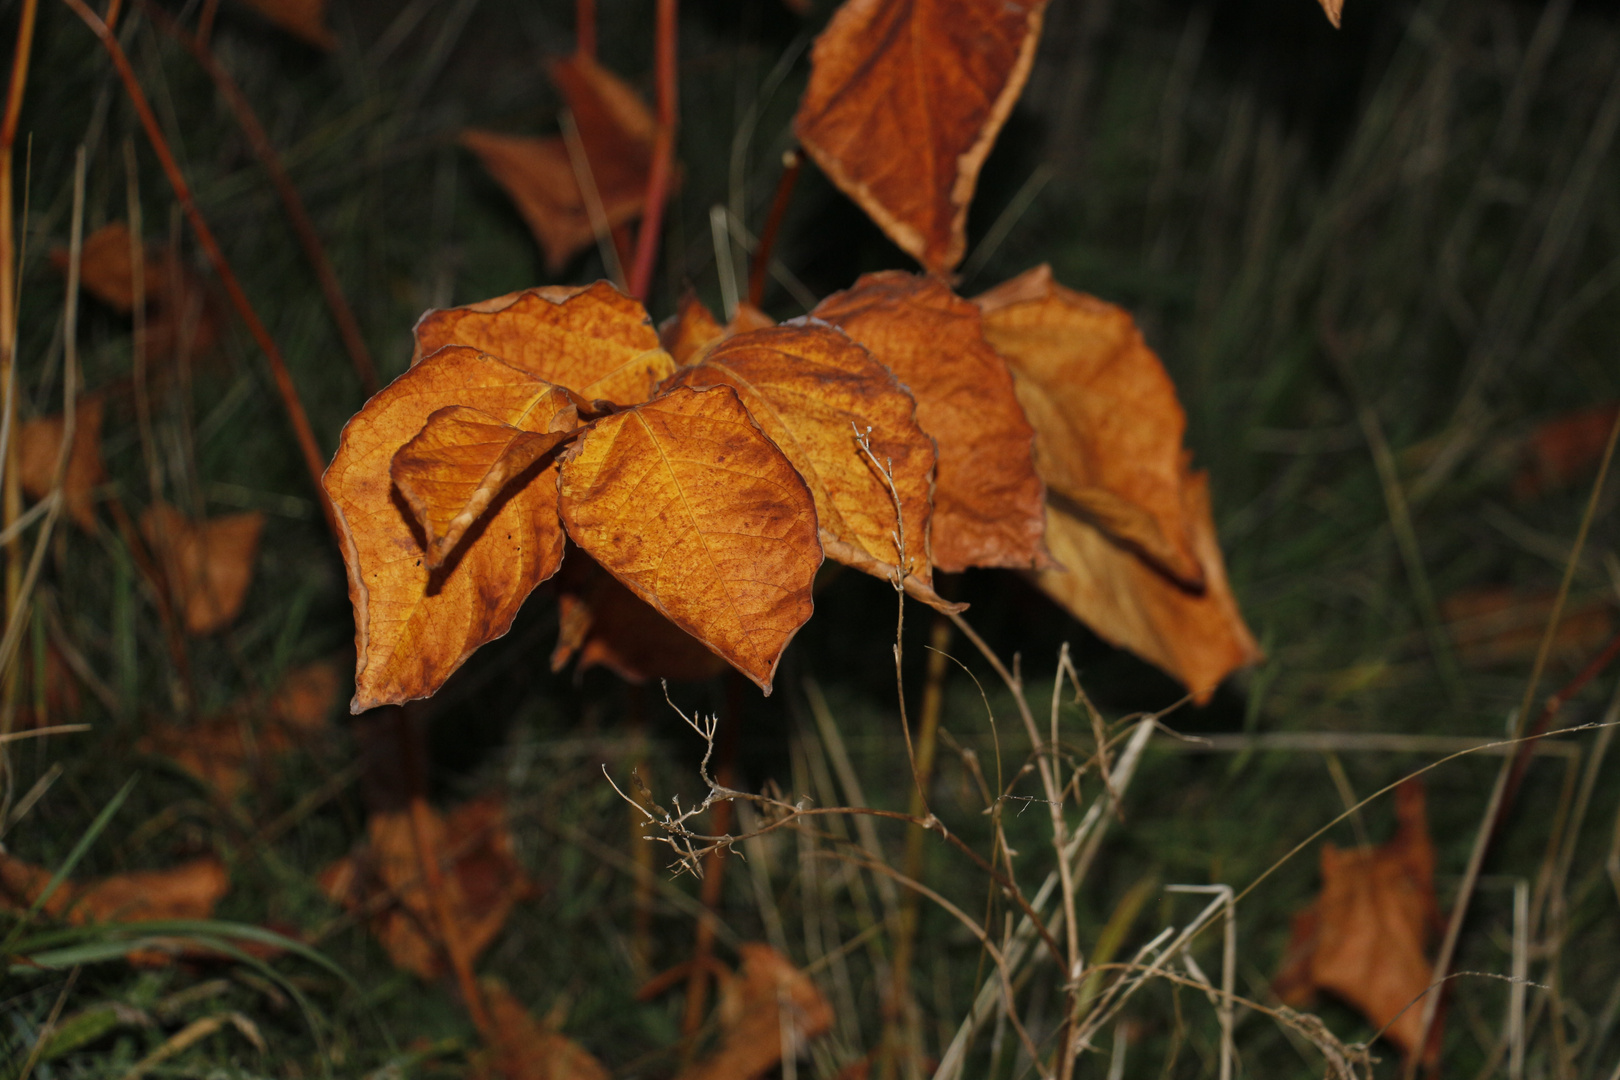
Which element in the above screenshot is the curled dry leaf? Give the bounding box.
[667,323,945,603]
[813,272,1046,571]
[674,943,835,1080]
[318,797,537,980]
[1274,781,1442,1065]
[794,0,1048,276]
[141,503,265,636]
[18,393,106,531]
[551,550,728,684]
[462,53,657,273]
[234,0,336,49]
[412,281,674,405]
[1440,587,1615,669]
[474,981,611,1080]
[54,222,220,359]
[977,265,1202,588]
[556,385,820,693]
[324,346,579,712]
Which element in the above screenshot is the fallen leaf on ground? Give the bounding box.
[977,265,1202,588]
[234,0,335,49]
[674,943,834,1080]
[794,0,1048,276]
[411,282,674,405]
[17,394,106,531]
[814,272,1046,571]
[54,222,220,360]
[667,323,944,603]
[550,550,727,684]
[318,797,536,980]
[556,385,821,693]
[1511,403,1619,500]
[324,346,579,712]
[472,981,610,1080]
[140,503,266,635]
[462,53,657,272]
[1273,781,1442,1065]
[1034,467,1260,702]
[1441,587,1615,669]
[13,645,82,731]
[139,660,341,796]
[0,852,228,925]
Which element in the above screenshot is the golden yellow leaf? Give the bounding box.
[667,323,947,604]
[324,346,578,712]
[412,281,673,406]
[140,503,265,636]
[550,550,728,684]
[814,272,1046,572]
[555,385,821,693]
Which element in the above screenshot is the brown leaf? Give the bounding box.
[1317,0,1343,28]
[0,852,228,925]
[658,294,776,365]
[1440,587,1615,669]
[675,943,834,1080]
[666,323,946,603]
[18,394,106,531]
[141,503,265,635]
[977,265,1203,589]
[412,281,674,406]
[794,0,1048,276]
[324,346,578,712]
[474,981,611,1080]
[1512,403,1619,499]
[1274,781,1442,1065]
[54,223,220,359]
[234,0,335,49]
[318,797,536,980]
[813,272,1046,571]
[550,550,728,684]
[391,406,579,570]
[556,385,821,693]
[269,658,345,733]
[1034,468,1260,703]
[462,54,657,273]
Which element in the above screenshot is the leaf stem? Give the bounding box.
[628,0,677,303]
[746,149,800,309]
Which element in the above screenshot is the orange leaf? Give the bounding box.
[0,852,228,925]
[391,406,580,570]
[234,0,335,49]
[475,982,610,1080]
[550,550,728,684]
[18,393,107,531]
[667,323,947,605]
[1274,781,1442,1065]
[813,272,1046,571]
[324,346,578,712]
[1440,587,1615,669]
[555,385,821,693]
[658,293,775,365]
[1511,403,1619,499]
[318,797,536,980]
[674,943,834,1080]
[1034,468,1260,703]
[412,281,674,406]
[794,0,1048,276]
[977,265,1203,589]
[462,54,658,273]
[1318,0,1344,28]
[141,503,265,635]
[54,223,220,359]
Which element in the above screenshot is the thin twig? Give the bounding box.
[628,0,677,301]
[747,149,800,309]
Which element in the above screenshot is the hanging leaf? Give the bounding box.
[1317,0,1343,29]
[794,0,1048,276]
[140,503,266,636]
[673,943,835,1080]
[18,394,107,531]
[978,265,1204,589]
[667,323,947,605]
[1274,781,1442,1065]
[318,797,537,981]
[324,346,579,712]
[462,54,658,273]
[556,385,821,693]
[814,272,1046,571]
[550,550,728,684]
[658,293,775,365]
[412,281,674,406]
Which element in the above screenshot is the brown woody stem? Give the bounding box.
[746,149,799,309]
[62,0,335,531]
[138,0,380,397]
[628,0,677,303]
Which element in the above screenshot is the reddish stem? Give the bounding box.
[140,0,381,396]
[576,0,596,60]
[746,149,800,309]
[628,0,677,303]
[1498,628,1620,826]
[62,0,334,531]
